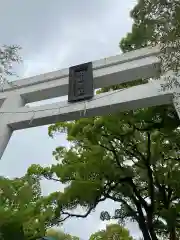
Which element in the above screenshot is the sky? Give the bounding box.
[0,0,141,239]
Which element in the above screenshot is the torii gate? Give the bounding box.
[0,46,177,159]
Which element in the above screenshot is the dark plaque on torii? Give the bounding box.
[68,62,94,102]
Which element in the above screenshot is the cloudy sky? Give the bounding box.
[0,0,141,239]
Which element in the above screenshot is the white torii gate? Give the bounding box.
[0,46,177,159]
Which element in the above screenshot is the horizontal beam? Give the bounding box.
[1,46,161,103]
[3,45,160,90]
[7,83,172,131]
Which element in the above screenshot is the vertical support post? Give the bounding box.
[0,94,25,159]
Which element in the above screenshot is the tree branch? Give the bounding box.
[100,131,124,168]
[45,176,62,182]
[104,193,138,219]
[99,142,122,168]
[55,197,106,223]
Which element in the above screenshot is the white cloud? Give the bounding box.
[15,0,135,79]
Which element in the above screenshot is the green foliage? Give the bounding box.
[89,224,134,240]
[0,221,25,240]
[0,174,60,239]
[120,0,180,90]
[46,228,79,240]
[0,44,21,84]
[30,103,180,240]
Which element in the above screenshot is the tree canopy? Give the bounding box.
[89,224,134,240]
[0,174,59,240]
[120,0,180,91]
[28,102,180,240]
[46,228,79,240]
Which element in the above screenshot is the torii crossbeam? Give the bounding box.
[0,46,177,159]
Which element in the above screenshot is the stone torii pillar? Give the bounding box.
[0,46,175,159]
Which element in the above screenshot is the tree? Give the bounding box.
[28,102,180,240]
[46,228,79,240]
[0,174,59,240]
[0,44,21,86]
[120,0,180,89]
[0,174,43,239]
[89,224,134,240]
